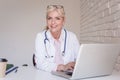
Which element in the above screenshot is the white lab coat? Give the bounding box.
[35,29,80,72]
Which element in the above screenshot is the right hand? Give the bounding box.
[57,64,65,71]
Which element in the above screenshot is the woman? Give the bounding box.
[35,5,80,72]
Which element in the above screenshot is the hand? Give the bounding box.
[56,62,75,72]
[65,62,75,71]
[57,64,66,72]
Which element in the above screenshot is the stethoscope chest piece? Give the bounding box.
[62,51,65,56]
[45,56,53,58]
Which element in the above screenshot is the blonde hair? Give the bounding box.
[46,5,65,18]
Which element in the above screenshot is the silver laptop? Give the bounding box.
[51,44,120,80]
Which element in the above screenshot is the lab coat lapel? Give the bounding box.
[60,29,65,56]
[46,30,55,57]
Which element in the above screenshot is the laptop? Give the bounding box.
[51,44,120,80]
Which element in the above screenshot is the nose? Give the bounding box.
[51,19,55,25]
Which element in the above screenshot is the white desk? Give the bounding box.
[1,66,120,80]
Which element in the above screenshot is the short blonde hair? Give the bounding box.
[46,5,65,18]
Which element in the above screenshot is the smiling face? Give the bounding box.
[46,10,65,34]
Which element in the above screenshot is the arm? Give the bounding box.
[35,32,57,72]
[57,31,80,72]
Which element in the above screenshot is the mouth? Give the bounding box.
[51,25,57,28]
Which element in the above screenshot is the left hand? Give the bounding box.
[64,62,75,71]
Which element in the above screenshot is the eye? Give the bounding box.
[47,17,52,20]
[56,17,61,20]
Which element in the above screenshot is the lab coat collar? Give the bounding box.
[46,29,65,43]
[46,28,66,55]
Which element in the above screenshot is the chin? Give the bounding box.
[50,29,58,33]
[50,29,57,33]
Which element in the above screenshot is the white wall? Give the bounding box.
[0,0,80,66]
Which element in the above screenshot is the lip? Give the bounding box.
[51,25,57,28]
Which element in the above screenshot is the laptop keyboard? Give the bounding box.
[64,70,73,76]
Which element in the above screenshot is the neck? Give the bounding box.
[51,31,61,40]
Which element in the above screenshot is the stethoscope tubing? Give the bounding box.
[44,29,67,58]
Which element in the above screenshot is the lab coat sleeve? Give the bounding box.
[35,32,57,72]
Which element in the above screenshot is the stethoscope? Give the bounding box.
[44,29,67,58]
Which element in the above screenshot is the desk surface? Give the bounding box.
[1,66,120,80]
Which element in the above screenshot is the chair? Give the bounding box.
[32,54,36,66]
